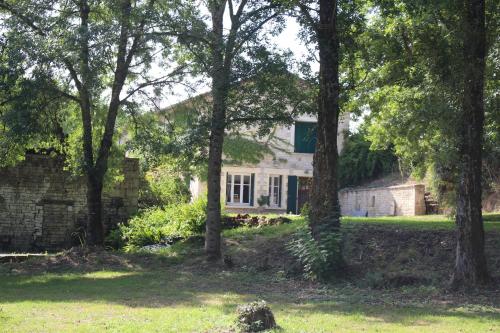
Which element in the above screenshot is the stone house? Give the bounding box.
[190,113,351,214]
[0,154,139,251]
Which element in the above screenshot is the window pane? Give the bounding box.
[242,185,249,203]
[234,175,241,185]
[273,191,279,205]
[243,175,250,185]
[233,183,240,203]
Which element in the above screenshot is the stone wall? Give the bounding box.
[0,154,139,251]
[339,184,426,217]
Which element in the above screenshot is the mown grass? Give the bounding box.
[1,268,498,333]
[223,213,500,239]
[0,214,499,333]
[344,213,500,231]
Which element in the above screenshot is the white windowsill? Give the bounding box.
[226,203,253,208]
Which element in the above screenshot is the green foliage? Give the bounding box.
[138,164,191,209]
[287,226,343,281]
[355,0,499,189]
[339,132,397,188]
[0,39,71,166]
[113,197,207,251]
[424,162,456,214]
[256,195,270,207]
[0,0,184,182]
[299,202,310,217]
[236,300,276,332]
[223,134,273,166]
[105,228,126,250]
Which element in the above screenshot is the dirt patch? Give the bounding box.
[223,233,301,277]
[2,247,140,274]
[222,214,291,229]
[221,224,500,290]
[342,225,500,286]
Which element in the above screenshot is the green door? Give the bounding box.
[287,176,298,214]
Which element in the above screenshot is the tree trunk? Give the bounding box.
[309,0,341,241]
[86,170,104,245]
[451,0,490,287]
[77,0,133,246]
[205,1,228,260]
[205,101,225,260]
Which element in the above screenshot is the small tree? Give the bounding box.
[169,0,309,260]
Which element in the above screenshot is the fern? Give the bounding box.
[286,226,342,281]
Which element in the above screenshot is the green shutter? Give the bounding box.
[250,173,255,206]
[278,175,282,207]
[226,173,230,203]
[294,122,317,153]
[287,176,297,214]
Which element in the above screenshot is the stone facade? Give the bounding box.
[339,184,426,217]
[0,154,139,251]
[190,113,350,214]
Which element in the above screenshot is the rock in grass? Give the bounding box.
[236,300,276,332]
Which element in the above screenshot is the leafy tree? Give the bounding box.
[338,132,397,188]
[167,0,310,260]
[0,0,183,245]
[0,36,71,165]
[348,0,497,286]
[356,0,498,192]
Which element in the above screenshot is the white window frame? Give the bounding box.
[268,175,281,207]
[227,173,252,205]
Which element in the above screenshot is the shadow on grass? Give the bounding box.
[0,266,498,325]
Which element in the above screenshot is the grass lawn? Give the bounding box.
[0,214,499,333]
[343,212,500,231]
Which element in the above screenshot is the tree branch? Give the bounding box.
[119,65,187,103]
[231,12,281,57]
[298,2,318,32]
[227,116,292,124]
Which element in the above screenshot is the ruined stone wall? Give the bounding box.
[0,154,139,251]
[339,184,426,217]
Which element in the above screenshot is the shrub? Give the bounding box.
[339,133,397,188]
[236,300,276,332]
[138,166,190,209]
[257,195,269,207]
[161,195,207,236]
[109,197,207,251]
[286,226,343,281]
[299,202,310,217]
[105,228,125,250]
[120,208,170,249]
